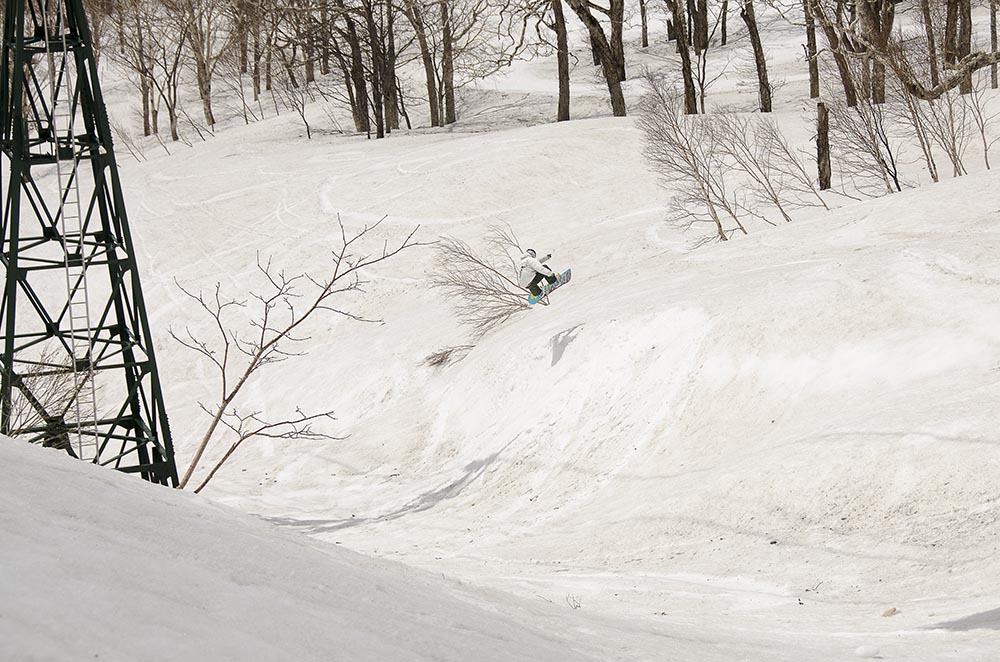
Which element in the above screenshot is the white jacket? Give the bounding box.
[518,252,554,287]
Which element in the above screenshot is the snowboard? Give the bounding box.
[528,268,572,305]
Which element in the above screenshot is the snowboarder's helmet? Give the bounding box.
[526,248,536,257]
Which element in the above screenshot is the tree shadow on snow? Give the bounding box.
[265,448,506,534]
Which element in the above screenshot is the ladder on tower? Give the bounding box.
[42,5,99,461]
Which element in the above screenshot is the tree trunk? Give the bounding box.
[992,0,998,89]
[168,106,179,141]
[336,2,372,133]
[804,0,819,98]
[348,29,371,131]
[610,0,626,81]
[640,0,649,48]
[304,26,316,84]
[721,0,728,45]
[321,4,331,75]
[252,28,261,101]
[857,0,894,103]
[553,0,570,121]
[945,0,959,64]
[265,35,273,91]
[238,9,248,74]
[331,33,363,129]
[959,0,972,93]
[363,0,385,137]
[193,58,216,126]
[920,0,940,87]
[141,74,151,136]
[565,0,627,116]
[687,0,695,45]
[385,0,400,130]
[740,0,771,112]
[403,0,441,126]
[872,60,886,103]
[670,0,698,113]
[442,0,457,124]
[813,0,858,107]
[817,102,831,189]
[695,0,708,54]
[184,11,217,127]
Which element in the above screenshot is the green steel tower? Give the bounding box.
[0,0,177,485]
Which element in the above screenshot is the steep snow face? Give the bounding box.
[114,105,1000,660]
[0,439,610,662]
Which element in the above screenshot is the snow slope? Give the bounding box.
[0,438,608,661]
[8,15,1000,661]
[110,108,1000,660]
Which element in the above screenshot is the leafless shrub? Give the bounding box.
[637,73,748,242]
[887,68,940,183]
[823,55,908,196]
[109,116,147,163]
[715,112,833,224]
[2,350,94,451]
[172,216,420,492]
[432,225,531,337]
[964,72,1000,170]
[640,73,836,241]
[422,345,476,367]
[921,86,971,177]
[756,119,834,210]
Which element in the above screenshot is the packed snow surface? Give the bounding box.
[7,17,1000,662]
[0,440,600,661]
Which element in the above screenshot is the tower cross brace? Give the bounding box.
[0,0,178,486]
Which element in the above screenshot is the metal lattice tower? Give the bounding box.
[0,0,177,486]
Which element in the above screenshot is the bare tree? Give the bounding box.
[716,112,832,222]
[825,71,906,194]
[431,225,532,337]
[564,0,628,115]
[965,72,1000,169]
[109,0,188,140]
[175,0,234,127]
[637,74,747,241]
[887,66,940,182]
[1,350,94,451]
[740,0,771,111]
[921,85,971,176]
[810,0,1000,102]
[173,218,420,492]
[667,0,699,113]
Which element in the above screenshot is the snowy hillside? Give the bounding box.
[0,439,609,661]
[104,107,1000,659]
[7,4,1000,660]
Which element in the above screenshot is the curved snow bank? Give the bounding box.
[0,439,600,662]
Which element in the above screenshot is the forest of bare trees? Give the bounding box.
[88,0,549,141]
[72,0,1000,213]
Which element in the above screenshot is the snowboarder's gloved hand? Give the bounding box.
[542,253,552,261]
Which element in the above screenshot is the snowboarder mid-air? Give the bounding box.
[518,249,557,297]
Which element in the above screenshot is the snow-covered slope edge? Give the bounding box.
[0,439,604,662]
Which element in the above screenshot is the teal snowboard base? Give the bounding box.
[528,268,572,305]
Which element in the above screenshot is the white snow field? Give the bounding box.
[0,439,602,661]
[7,14,1000,662]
